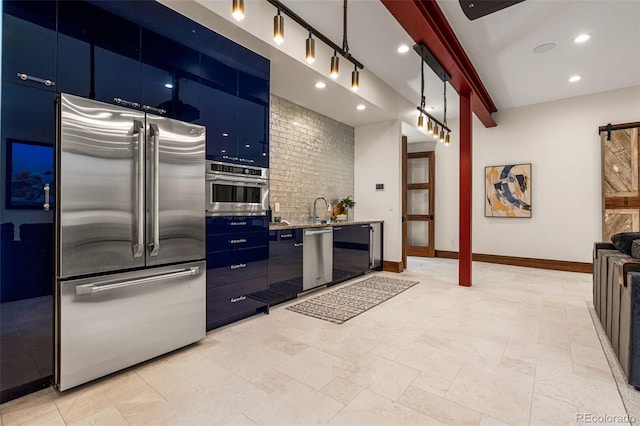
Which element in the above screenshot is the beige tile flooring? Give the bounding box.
[1,258,637,425]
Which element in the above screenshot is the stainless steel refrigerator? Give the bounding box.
[54,93,206,391]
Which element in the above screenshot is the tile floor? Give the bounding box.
[1,258,637,425]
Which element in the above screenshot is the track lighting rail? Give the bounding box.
[264,0,364,70]
[416,106,451,133]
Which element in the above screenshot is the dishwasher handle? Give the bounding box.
[75,267,199,295]
[304,229,333,236]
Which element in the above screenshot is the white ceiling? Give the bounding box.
[165,0,640,140]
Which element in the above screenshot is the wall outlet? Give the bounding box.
[274,202,280,212]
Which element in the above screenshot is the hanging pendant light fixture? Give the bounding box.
[351,65,359,91]
[417,52,427,130]
[273,9,284,44]
[305,31,315,63]
[442,80,450,144]
[262,0,364,88]
[232,0,245,20]
[427,119,433,134]
[330,51,339,79]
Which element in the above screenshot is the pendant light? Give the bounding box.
[330,51,339,79]
[351,65,359,91]
[442,80,450,144]
[273,9,284,45]
[417,52,426,130]
[232,0,245,21]
[427,119,433,135]
[305,32,315,63]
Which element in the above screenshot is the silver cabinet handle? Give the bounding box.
[142,105,166,115]
[76,267,199,295]
[294,243,303,247]
[132,120,145,258]
[43,184,50,211]
[148,124,160,256]
[17,72,55,87]
[114,97,140,109]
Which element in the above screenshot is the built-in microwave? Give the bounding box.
[205,160,269,216]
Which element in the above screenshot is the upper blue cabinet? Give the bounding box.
[57,1,141,106]
[2,1,56,91]
[141,29,201,122]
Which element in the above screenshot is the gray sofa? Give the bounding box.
[593,241,640,389]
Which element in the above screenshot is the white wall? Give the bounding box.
[435,86,640,263]
[354,120,403,263]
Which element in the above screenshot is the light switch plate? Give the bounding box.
[274,202,280,212]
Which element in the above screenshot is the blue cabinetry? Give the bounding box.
[0,81,56,402]
[268,229,304,305]
[140,28,201,121]
[57,1,141,105]
[206,216,269,330]
[2,1,56,91]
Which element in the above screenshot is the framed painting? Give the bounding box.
[5,139,54,209]
[485,163,531,218]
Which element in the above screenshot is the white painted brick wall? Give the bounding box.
[269,95,354,223]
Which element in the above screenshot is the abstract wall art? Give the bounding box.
[485,163,532,218]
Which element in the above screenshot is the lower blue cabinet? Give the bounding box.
[332,224,371,284]
[206,276,269,330]
[268,229,304,305]
[206,217,268,330]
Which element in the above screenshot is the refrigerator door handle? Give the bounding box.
[133,120,145,258]
[148,124,160,257]
[75,266,199,295]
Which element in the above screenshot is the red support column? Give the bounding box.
[459,91,472,287]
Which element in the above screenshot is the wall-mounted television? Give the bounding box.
[5,139,54,209]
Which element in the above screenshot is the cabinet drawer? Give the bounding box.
[206,278,268,329]
[207,231,268,252]
[207,216,268,234]
[206,247,268,288]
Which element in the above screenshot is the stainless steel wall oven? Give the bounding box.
[205,160,268,216]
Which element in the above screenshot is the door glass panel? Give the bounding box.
[408,189,429,215]
[408,157,429,184]
[408,221,429,246]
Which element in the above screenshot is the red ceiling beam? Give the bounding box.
[381,0,497,128]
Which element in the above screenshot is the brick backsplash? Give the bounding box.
[269,95,354,224]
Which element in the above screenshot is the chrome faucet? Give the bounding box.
[313,197,329,224]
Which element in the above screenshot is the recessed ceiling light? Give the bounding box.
[569,75,582,82]
[164,83,173,89]
[315,81,326,89]
[397,44,410,54]
[532,43,556,54]
[356,104,366,111]
[573,33,592,44]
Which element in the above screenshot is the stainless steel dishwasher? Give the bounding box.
[303,227,333,291]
